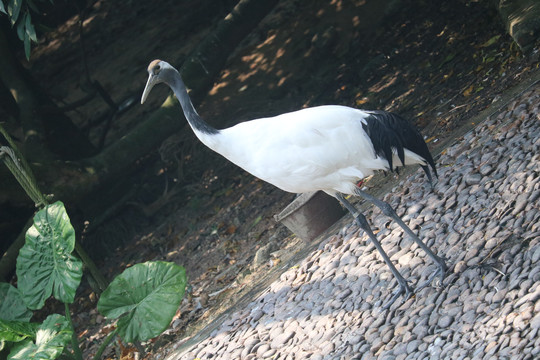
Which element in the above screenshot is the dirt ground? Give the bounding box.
[25,0,539,358]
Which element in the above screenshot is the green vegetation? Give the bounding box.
[0,129,187,359]
[0,0,44,59]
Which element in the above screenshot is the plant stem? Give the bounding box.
[0,124,49,207]
[64,302,83,360]
[74,240,109,293]
[93,327,118,360]
[0,146,48,207]
[134,341,146,357]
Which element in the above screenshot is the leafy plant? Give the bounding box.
[0,202,84,359]
[0,283,35,351]
[98,261,187,343]
[8,314,72,360]
[0,0,49,59]
[1,127,188,359]
[0,318,38,348]
[16,202,83,310]
[0,283,32,322]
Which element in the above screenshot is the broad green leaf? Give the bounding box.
[0,319,38,343]
[98,261,187,343]
[8,314,71,360]
[16,202,83,310]
[0,2,6,14]
[0,283,32,322]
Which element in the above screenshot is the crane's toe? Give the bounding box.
[383,279,413,310]
[417,258,448,291]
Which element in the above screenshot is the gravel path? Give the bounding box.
[164,85,540,360]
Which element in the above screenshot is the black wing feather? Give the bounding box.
[361,110,438,180]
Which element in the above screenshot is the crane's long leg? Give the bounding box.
[353,188,447,289]
[335,193,412,308]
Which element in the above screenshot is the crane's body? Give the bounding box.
[200,105,428,195]
[142,60,447,308]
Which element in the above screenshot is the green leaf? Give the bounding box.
[251,215,262,227]
[26,0,39,13]
[0,319,38,343]
[25,13,37,42]
[481,35,501,48]
[0,283,33,322]
[7,0,22,25]
[16,202,83,310]
[0,2,6,14]
[15,19,25,41]
[7,314,72,360]
[98,261,187,343]
[23,34,31,60]
[443,53,455,63]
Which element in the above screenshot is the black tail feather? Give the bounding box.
[421,165,436,186]
[362,110,438,181]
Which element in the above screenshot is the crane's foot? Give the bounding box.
[416,257,448,291]
[382,278,413,310]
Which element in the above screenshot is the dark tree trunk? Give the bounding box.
[0,28,97,162]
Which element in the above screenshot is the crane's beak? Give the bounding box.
[141,73,159,104]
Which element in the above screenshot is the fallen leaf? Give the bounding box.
[355,97,369,105]
[119,341,138,360]
[462,84,474,97]
[101,325,116,335]
[251,215,262,227]
[480,35,500,48]
[441,53,456,66]
[442,69,454,82]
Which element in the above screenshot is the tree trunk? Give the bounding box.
[0,28,97,162]
[0,29,50,161]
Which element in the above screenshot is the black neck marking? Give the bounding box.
[168,69,219,136]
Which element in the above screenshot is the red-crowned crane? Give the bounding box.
[141,59,447,308]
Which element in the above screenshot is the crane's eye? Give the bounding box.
[152,65,161,75]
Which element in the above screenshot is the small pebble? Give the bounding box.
[464,173,482,185]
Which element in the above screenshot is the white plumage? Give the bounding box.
[141,59,447,308]
[207,106,393,194]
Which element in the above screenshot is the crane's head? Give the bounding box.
[141,59,173,104]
